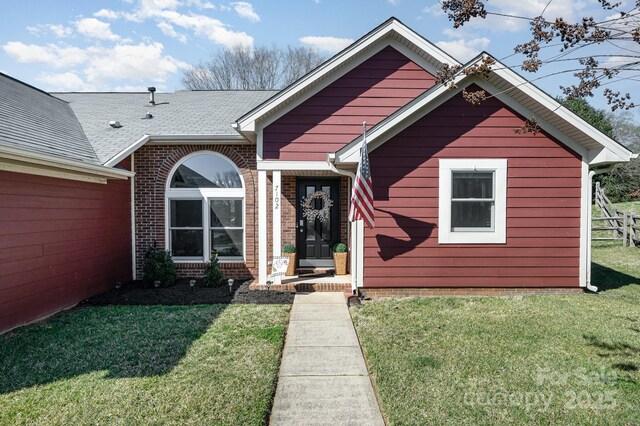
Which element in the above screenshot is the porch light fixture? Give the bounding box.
[154,280,161,288]
[228,278,234,293]
[189,279,196,287]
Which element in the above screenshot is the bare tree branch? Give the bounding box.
[182,45,325,90]
[441,0,640,110]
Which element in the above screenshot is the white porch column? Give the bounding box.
[258,169,268,284]
[357,220,365,288]
[272,170,282,284]
[350,219,357,291]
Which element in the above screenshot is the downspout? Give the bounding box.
[586,170,598,293]
[327,154,358,294]
[586,166,616,293]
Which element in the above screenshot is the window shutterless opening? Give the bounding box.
[165,152,246,262]
[451,171,495,232]
[438,159,507,244]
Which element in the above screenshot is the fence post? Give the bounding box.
[623,212,628,247]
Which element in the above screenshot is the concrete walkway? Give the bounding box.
[270,292,385,426]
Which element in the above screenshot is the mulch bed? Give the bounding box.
[81,280,295,306]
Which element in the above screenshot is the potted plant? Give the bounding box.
[282,244,296,276]
[333,242,348,275]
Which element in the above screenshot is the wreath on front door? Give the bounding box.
[301,191,333,223]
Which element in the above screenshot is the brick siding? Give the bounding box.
[134,144,257,280]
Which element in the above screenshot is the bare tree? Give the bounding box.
[182,45,325,90]
[440,0,640,111]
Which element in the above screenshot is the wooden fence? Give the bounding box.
[593,182,639,247]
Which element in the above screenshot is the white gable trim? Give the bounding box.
[236,18,460,136]
[335,55,633,166]
[104,134,248,167]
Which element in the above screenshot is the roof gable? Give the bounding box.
[335,54,634,166]
[235,18,460,141]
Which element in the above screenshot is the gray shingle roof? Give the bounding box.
[55,90,276,164]
[0,73,99,164]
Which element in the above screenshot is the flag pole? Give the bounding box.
[354,121,366,295]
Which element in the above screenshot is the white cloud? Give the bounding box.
[184,0,216,9]
[436,36,490,61]
[441,0,588,33]
[4,42,57,64]
[157,21,188,43]
[26,26,42,36]
[147,10,253,48]
[48,24,73,38]
[83,42,187,84]
[94,9,120,19]
[37,72,96,91]
[423,4,444,17]
[232,2,260,22]
[3,40,187,89]
[138,0,181,15]
[26,24,73,38]
[75,18,121,41]
[3,42,89,68]
[299,36,353,54]
[90,1,252,48]
[387,0,400,5]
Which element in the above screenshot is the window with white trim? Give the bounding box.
[166,152,245,262]
[438,159,507,244]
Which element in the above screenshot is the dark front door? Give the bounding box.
[297,178,340,268]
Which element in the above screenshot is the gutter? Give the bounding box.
[0,145,133,181]
[327,153,358,294]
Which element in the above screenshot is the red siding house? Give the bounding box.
[1,18,634,332]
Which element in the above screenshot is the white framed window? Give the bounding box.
[165,152,245,262]
[438,159,507,244]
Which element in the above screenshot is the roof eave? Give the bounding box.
[0,144,134,183]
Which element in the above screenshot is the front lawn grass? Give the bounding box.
[0,304,290,425]
[352,245,640,425]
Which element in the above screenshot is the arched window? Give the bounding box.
[166,152,244,262]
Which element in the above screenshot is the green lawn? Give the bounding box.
[0,304,290,426]
[352,245,640,425]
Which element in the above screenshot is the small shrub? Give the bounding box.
[204,251,224,287]
[282,244,296,254]
[333,242,347,253]
[143,249,177,288]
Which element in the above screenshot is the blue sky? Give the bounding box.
[0,0,635,114]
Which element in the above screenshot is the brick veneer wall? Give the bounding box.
[134,144,257,280]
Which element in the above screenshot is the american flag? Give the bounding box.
[349,124,375,228]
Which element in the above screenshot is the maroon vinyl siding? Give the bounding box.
[0,170,131,333]
[365,89,582,288]
[263,46,435,161]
